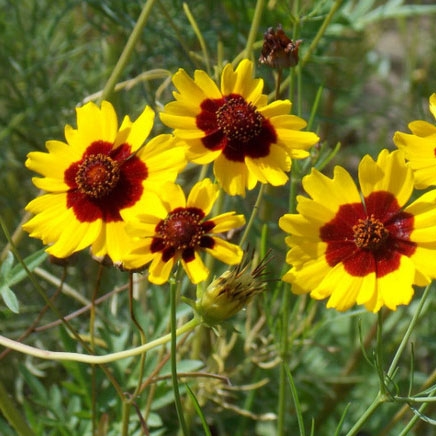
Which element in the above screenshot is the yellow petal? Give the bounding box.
[187,140,221,164]
[148,255,175,285]
[123,240,155,270]
[139,134,187,185]
[318,266,369,312]
[284,246,330,293]
[211,212,245,233]
[245,145,290,186]
[214,155,256,196]
[182,252,209,284]
[76,100,118,146]
[302,166,360,214]
[258,100,292,118]
[275,128,319,151]
[172,68,213,105]
[91,221,133,264]
[187,179,218,214]
[206,238,243,265]
[359,150,413,205]
[279,214,323,240]
[228,59,263,102]
[32,177,69,192]
[160,112,199,132]
[410,245,436,285]
[25,148,71,181]
[429,93,436,120]
[374,256,415,311]
[115,105,154,151]
[408,120,436,137]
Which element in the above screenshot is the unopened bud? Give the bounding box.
[196,251,270,325]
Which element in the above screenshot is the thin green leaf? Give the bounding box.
[185,383,211,436]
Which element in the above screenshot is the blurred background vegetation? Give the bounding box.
[1,0,436,434]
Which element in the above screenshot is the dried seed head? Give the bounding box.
[259,25,302,69]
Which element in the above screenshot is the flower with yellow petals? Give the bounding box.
[160,59,319,196]
[279,149,436,312]
[123,179,245,284]
[23,101,186,264]
[393,93,436,189]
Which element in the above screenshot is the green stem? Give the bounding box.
[0,317,201,364]
[99,0,158,102]
[274,0,344,98]
[121,401,130,436]
[122,274,148,434]
[244,0,265,60]
[299,0,343,69]
[239,183,266,247]
[277,173,298,435]
[0,378,35,436]
[170,276,189,435]
[387,284,432,379]
[183,2,210,74]
[347,285,432,435]
[345,392,385,436]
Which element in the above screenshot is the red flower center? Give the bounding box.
[216,96,263,143]
[151,207,215,263]
[160,208,205,249]
[320,191,416,278]
[353,214,389,250]
[75,153,120,198]
[64,140,148,223]
[196,93,277,162]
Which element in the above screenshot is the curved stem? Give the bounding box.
[0,317,201,364]
[99,0,158,102]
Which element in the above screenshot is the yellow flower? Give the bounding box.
[279,149,436,312]
[195,250,269,325]
[393,93,436,189]
[23,101,186,264]
[160,59,319,196]
[123,179,245,284]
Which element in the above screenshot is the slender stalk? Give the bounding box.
[121,274,148,435]
[99,0,158,102]
[387,284,432,379]
[346,285,432,435]
[121,401,130,436]
[277,173,298,435]
[345,392,385,436]
[275,68,282,101]
[0,210,31,262]
[275,0,344,98]
[170,276,189,435]
[244,0,265,60]
[129,274,148,399]
[89,264,103,436]
[239,183,266,247]
[300,0,343,69]
[0,317,201,364]
[0,378,35,436]
[183,3,210,74]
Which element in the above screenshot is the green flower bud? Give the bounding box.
[195,251,270,325]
